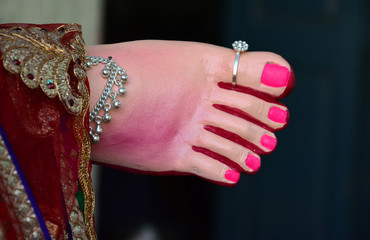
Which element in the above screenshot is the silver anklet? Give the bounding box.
[87,56,128,143]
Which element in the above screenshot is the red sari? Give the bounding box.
[0,23,95,240]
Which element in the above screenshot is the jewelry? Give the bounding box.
[87,56,128,143]
[232,40,248,88]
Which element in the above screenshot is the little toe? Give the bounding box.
[185,150,241,185]
[210,88,289,130]
[193,128,261,173]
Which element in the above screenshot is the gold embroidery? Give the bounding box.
[46,221,59,238]
[0,24,87,115]
[69,199,88,240]
[0,23,96,239]
[75,83,96,240]
[0,136,44,239]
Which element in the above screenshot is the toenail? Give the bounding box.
[260,134,277,151]
[261,63,290,88]
[268,106,287,123]
[245,154,261,171]
[225,169,240,182]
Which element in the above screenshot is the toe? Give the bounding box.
[184,150,241,185]
[214,51,295,99]
[193,129,261,172]
[202,106,278,153]
[209,88,289,130]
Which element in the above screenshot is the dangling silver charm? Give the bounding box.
[113,100,120,109]
[96,124,103,135]
[103,113,111,123]
[95,116,103,136]
[103,103,111,123]
[121,74,128,82]
[102,68,110,77]
[118,87,126,96]
[90,128,100,143]
[91,134,100,143]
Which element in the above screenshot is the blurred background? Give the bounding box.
[1,0,369,239]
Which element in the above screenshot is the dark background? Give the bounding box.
[97,0,370,239]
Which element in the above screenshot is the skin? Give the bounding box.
[87,40,294,185]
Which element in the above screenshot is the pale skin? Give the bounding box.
[87,40,294,185]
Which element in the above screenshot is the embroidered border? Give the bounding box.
[69,198,88,240]
[0,24,88,115]
[75,81,96,240]
[0,128,47,240]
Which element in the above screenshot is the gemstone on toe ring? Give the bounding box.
[232,40,248,88]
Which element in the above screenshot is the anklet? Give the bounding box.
[87,56,128,143]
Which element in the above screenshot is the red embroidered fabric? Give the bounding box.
[0,23,90,239]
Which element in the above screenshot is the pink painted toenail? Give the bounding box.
[225,169,240,182]
[268,106,287,123]
[261,63,290,88]
[245,154,261,171]
[260,134,277,151]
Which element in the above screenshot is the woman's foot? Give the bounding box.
[87,40,294,185]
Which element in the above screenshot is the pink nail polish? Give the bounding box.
[261,63,290,88]
[260,134,277,151]
[225,169,240,182]
[268,106,287,123]
[245,154,261,171]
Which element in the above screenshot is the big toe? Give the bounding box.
[216,51,295,99]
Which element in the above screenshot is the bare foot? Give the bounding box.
[87,40,294,185]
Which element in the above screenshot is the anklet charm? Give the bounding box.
[87,56,128,143]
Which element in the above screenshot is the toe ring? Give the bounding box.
[232,40,248,88]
